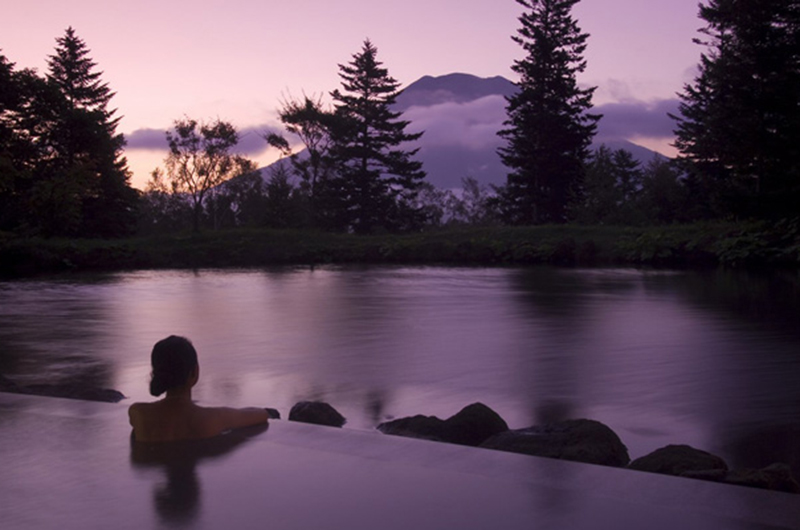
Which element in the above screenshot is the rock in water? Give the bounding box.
[682,463,800,494]
[628,444,728,476]
[288,401,346,427]
[377,414,447,441]
[377,402,509,447]
[440,403,509,446]
[480,418,630,467]
[0,377,125,403]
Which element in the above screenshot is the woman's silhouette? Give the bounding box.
[129,335,269,442]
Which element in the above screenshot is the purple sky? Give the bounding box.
[1,0,703,187]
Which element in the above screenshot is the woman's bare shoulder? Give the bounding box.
[196,405,269,433]
[128,401,159,417]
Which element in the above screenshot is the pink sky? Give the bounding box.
[1,0,702,188]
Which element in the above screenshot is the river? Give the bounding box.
[1,265,798,472]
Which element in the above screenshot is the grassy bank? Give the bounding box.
[1,221,798,278]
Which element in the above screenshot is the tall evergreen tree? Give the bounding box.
[574,146,644,225]
[45,27,137,237]
[498,0,599,224]
[0,52,20,230]
[328,39,426,233]
[672,0,800,218]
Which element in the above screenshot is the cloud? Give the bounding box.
[126,124,281,156]
[126,128,168,150]
[401,93,681,152]
[594,99,680,142]
[125,97,681,161]
[403,94,507,150]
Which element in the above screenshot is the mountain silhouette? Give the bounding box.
[263,73,667,189]
[395,73,516,110]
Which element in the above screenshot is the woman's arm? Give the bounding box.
[204,406,269,435]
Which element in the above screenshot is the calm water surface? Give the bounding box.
[1,266,798,471]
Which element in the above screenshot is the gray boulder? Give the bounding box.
[288,401,346,427]
[377,402,508,447]
[480,418,630,467]
[628,444,728,476]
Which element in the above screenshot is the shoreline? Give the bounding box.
[1,222,798,279]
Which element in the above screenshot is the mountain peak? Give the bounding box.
[395,72,516,111]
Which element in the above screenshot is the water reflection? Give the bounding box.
[2,266,799,477]
[130,424,268,526]
[0,279,117,390]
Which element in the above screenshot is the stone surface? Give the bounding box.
[480,419,630,467]
[682,463,800,494]
[628,444,728,476]
[377,402,508,447]
[288,401,346,427]
[265,408,281,420]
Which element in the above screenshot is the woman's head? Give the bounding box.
[149,336,199,397]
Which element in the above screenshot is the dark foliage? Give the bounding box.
[328,39,427,233]
[498,0,600,224]
[0,28,138,238]
[672,0,800,219]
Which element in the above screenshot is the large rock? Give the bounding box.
[480,419,630,467]
[628,444,728,476]
[682,463,800,494]
[377,414,446,441]
[377,402,508,447]
[0,376,125,403]
[288,401,346,427]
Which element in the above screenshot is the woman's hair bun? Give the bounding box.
[149,335,198,397]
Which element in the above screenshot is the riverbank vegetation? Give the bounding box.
[2,4,798,277]
[2,221,798,278]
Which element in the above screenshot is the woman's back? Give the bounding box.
[129,399,269,442]
[129,336,269,443]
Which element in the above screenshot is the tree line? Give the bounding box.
[1,27,137,237]
[2,0,798,239]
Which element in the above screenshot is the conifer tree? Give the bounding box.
[0,52,20,230]
[672,0,800,218]
[328,39,426,233]
[45,27,137,236]
[498,0,599,224]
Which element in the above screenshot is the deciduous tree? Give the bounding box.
[265,95,336,225]
[161,117,253,232]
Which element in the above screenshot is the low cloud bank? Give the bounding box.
[403,95,507,150]
[126,125,279,156]
[403,95,679,152]
[126,97,681,159]
[594,99,680,143]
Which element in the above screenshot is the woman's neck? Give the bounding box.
[163,387,192,402]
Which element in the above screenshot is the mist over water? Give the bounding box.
[1,266,798,471]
